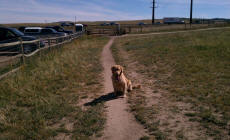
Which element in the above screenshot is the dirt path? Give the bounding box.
[99,37,147,140]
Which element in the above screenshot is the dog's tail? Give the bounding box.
[133,85,141,89]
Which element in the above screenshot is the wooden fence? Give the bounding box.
[0,32,83,80]
[86,25,121,35]
[86,22,230,35]
[121,23,230,34]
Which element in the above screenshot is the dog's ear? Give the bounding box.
[119,66,123,75]
[111,66,115,72]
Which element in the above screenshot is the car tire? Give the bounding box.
[23,46,32,54]
[23,44,36,54]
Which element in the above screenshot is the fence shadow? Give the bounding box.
[84,92,124,106]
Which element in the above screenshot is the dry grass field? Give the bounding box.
[1,20,230,140]
[112,28,230,139]
[0,36,109,139]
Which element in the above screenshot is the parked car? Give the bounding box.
[69,23,75,26]
[100,23,110,26]
[110,22,119,26]
[46,26,73,34]
[138,22,146,26]
[24,27,67,38]
[60,22,72,27]
[0,27,45,54]
[18,26,26,33]
[75,24,84,32]
[155,22,161,25]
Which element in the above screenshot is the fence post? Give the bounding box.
[20,37,25,65]
[56,38,59,48]
[10,46,14,71]
[38,38,41,58]
[48,39,51,51]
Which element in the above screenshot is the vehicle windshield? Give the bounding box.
[11,28,24,36]
[57,27,64,32]
[25,29,40,33]
[49,28,58,33]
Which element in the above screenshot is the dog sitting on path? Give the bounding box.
[111,65,140,98]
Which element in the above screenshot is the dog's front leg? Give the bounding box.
[112,79,118,96]
[122,84,127,98]
[114,88,118,96]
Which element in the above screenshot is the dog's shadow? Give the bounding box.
[84,92,124,106]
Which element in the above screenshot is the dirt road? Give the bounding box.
[99,37,147,140]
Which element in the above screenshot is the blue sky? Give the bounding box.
[0,0,230,23]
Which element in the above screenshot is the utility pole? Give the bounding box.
[190,0,193,24]
[152,0,156,24]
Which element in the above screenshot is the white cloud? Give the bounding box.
[0,0,229,23]
[0,0,145,23]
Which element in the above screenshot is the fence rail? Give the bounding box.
[0,41,21,48]
[0,32,83,80]
[86,22,230,35]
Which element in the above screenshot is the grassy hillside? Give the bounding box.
[0,36,109,139]
[112,29,230,139]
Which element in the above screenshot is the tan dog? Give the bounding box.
[111,65,133,97]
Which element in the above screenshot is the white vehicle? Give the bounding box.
[75,24,84,32]
[24,27,43,33]
[24,27,67,38]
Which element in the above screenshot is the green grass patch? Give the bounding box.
[0,59,21,76]
[0,36,108,139]
[112,28,230,138]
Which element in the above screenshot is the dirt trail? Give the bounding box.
[99,37,147,140]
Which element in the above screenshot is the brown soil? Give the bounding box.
[99,37,147,140]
